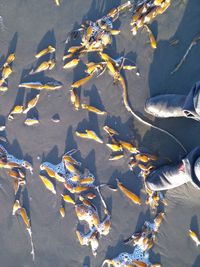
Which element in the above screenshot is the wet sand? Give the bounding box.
[0,0,199,266]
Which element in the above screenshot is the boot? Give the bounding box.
[145,147,200,191]
[145,94,186,118]
[145,162,191,191]
[145,81,200,121]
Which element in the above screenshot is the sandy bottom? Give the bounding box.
[0,0,199,266]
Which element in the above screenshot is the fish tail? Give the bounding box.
[0,79,5,86]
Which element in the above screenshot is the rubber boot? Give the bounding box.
[145,94,186,118]
[146,147,200,191]
[145,162,191,191]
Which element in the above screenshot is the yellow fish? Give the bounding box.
[10,105,24,115]
[68,46,82,53]
[39,175,56,194]
[2,65,12,79]
[65,163,80,174]
[19,207,30,229]
[23,94,40,114]
[132,261,148,267]
[19,82,62,90]
[24,118,39,126]
[106,143,123,152]
[189,230,200,246]
[30,59,55,74]
[13,179,19,195]
[103,125,119,136]
[110,29,121,35]
[119,141,139,153]
[143,25,157,49]
[117,179,141,205]
[154,212,165,229]
[4,53,15,66]
[85,130,103,143]
[54,0,60,6]
[35,45,55,58]
[59,206,65,218]
[62,194,75,204]
[71,75,93,88]
[63,53,73,60]
[76,130,103,143]
[8,169,20,178]
[12,200,21,215]
[123,65,136,70]
[70,88,81,110]
[62,154,80,166]
[81,103,106,115]
[63,59,80,69]
[109,154,124,161]
[135,154,149,163]
[0,86,8,91]
[79,177,94,185]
